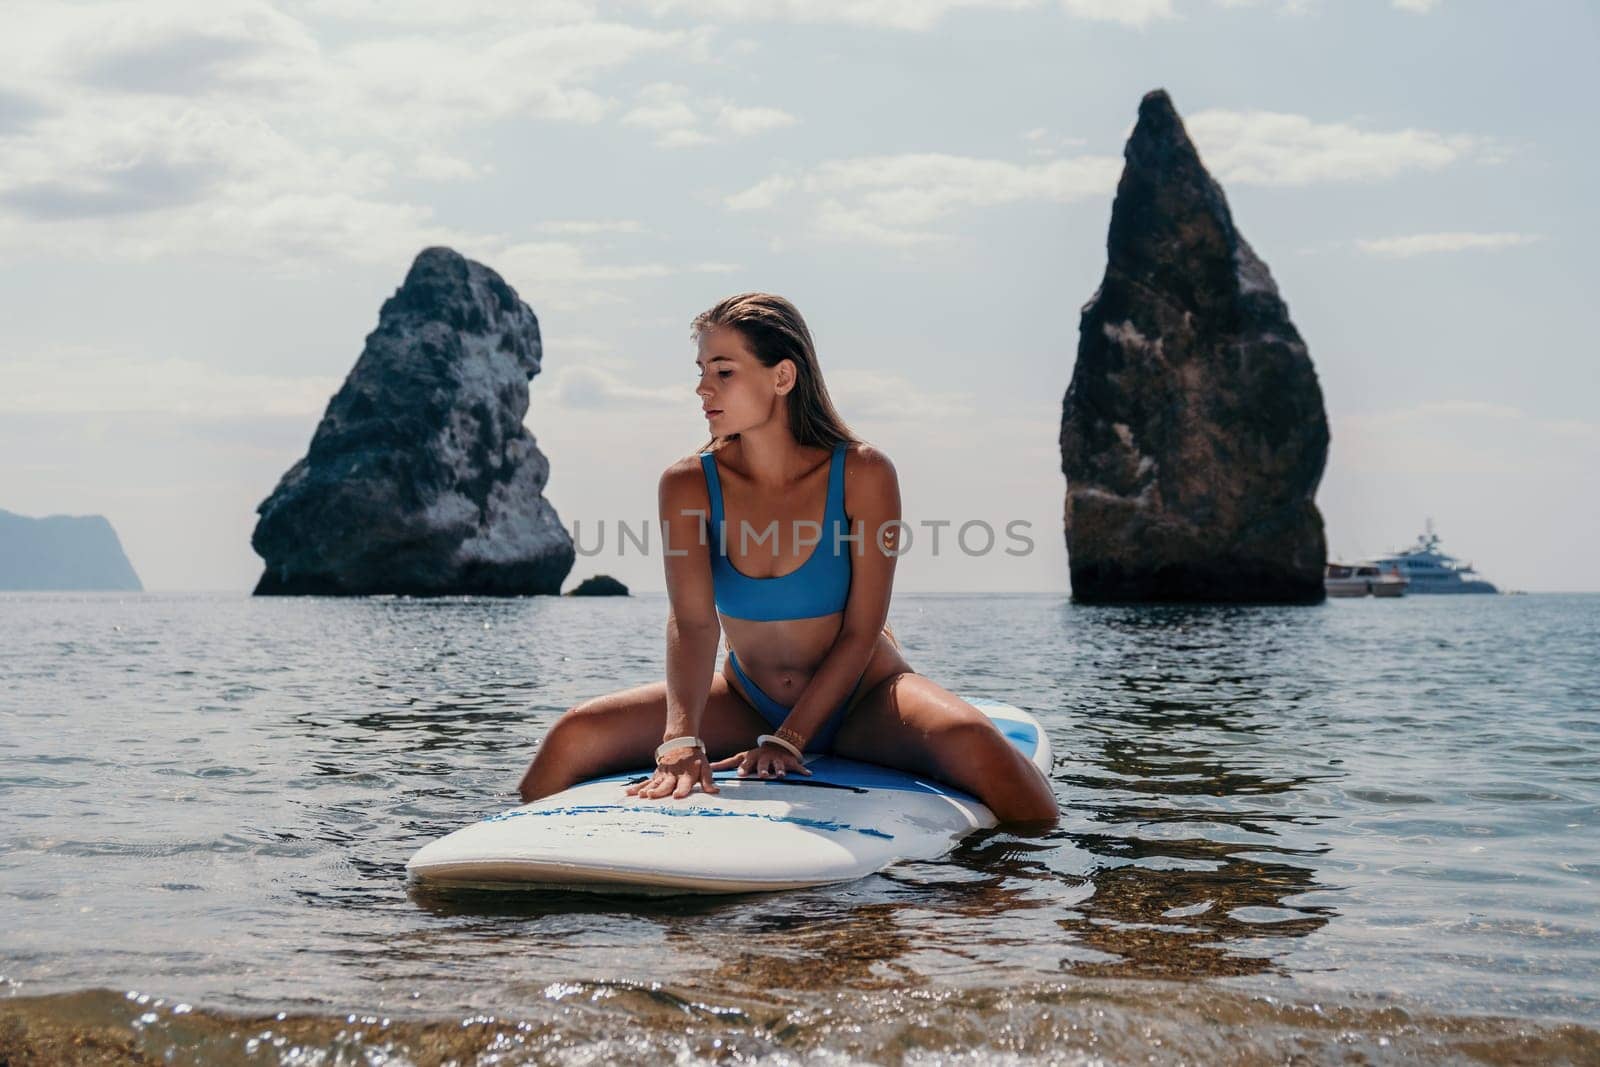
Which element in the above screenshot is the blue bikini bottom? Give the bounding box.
[726,647,864,753]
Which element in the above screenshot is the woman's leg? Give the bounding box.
[516,672,769,802]
[829,673,1059,827]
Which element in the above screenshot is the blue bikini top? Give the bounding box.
[698,443,852,621]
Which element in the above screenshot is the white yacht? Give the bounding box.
[1325,561,1408,598]
[1370,520,1498,595]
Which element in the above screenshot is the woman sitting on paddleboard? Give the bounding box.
[517,293,1058,825]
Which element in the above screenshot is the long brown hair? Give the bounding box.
[692,292,858,453]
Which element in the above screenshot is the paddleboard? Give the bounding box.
[405,700,1052,895]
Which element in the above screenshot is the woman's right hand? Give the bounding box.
[710,743,812,780]
[624,746,720,800]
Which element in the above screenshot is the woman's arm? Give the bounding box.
[658,459,721,740]
[627,459,723,799]
[772,444,902,745]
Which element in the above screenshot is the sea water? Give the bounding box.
[1,591,1596,1063]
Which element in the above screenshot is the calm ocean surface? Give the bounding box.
[1,591,1597,1064]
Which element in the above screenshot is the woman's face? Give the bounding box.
[695,326,789,436]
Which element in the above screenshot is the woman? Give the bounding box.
[517,293,1058,826]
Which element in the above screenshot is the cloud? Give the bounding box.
[0,96,458,271]
[827,369,972,421]
[1319,398,1600,590]
[1213,0,1314,14]
[5,0,677,136]
[494,241,737,285]
[658,128,716,148]
[0,348,344,417]
[540,361,974,426]
[536,219,648,236]
[1335,401,1598,477]
[546,365,686,410]
[0,86,51,134]
[621,81,699,131]
[635,0,1377,30]
[622,82,796,148]
[283,0,604,26]
[23,2,322,99]
[319,24,688,133]
[80,26,288,96]
[717,102,798,137]
[634,0,1037,32]
[0,157,220,220]
[0,94,730,303]
[1183,108,1496,186]
[492,242,739,311]
[726,151,1121,245]
[1022,126,1089,157]
[1,4,1478,277]
[1059,0,1175,27]
[726,107,1490,247]
[1391,401,1522,419]
[1355,230,1541,258]
[725,174,798,212]
[0,1,743,298]
[412,152,486,182]
[1391,0,1440,12]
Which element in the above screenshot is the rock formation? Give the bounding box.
[0,508,142,591]
[1060,90,1329,603]
[568,574,629,597]
[253,247,573,596]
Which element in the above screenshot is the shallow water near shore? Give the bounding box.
[2,591,1597,1063]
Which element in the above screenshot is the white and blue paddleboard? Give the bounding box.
[406,701,1052,895]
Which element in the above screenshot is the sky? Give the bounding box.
[1,0,1596,594]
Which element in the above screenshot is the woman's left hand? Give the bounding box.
[710,743,812,779]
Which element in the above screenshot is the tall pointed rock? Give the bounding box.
[253,247,574,596]
[1060,90,1329,603]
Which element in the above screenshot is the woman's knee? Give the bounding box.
[537,698,619,759]
[924,713,1002,760]
[928,716,1057,822]
[518,708,580,801]
[521,687,667,796]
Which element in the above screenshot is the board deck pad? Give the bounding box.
[406,701,1051,895]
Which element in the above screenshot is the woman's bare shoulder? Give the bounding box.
[841,443,899,523]
[658,452,711,506]
[844,441,898,479]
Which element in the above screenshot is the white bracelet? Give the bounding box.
[655,735,703,762]
[757,733,803,760]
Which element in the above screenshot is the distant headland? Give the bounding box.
[0,508,142,592]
